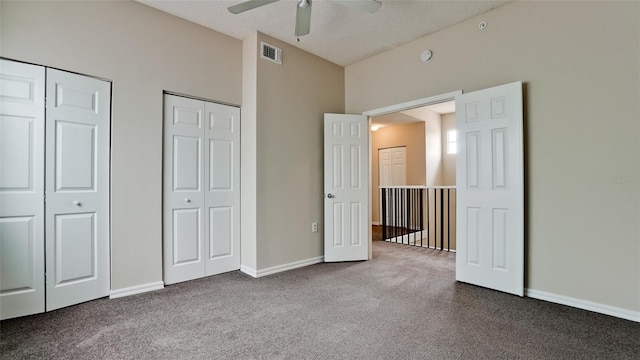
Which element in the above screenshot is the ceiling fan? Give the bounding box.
[228,0,382,37]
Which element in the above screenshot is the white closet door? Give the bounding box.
[163,95,206,284]
[379,147,406,187]
[204,102,240,275]
[163,95,240,284]
[45,69,111,310]
[0,60,46,320]
[378,146,406,225]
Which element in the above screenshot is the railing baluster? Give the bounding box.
[412,189,422,246]
[447,189,450,252]
[378,186,455,251]
[419,189,424,247]
[401,188,404,243]
[426,189,430,249]
[394,188,398,242]
[405,189,410,245]
[382,188,386,241]
[436,189,439,249]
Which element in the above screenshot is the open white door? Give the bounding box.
[455,81,524,296]
[0,60,46,319]
[324,114,369,262]
[45,69,111,310]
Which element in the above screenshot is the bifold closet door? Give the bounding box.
[163,94,240,285]
[163,95,205,284]
[0,60,46,320]
[44,69,111,311]
[203,102,240,276]
[0,62,110,319]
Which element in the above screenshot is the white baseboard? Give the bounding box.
[241,256,324,278]
[525,288,640,323]
[109,281,164,299]
[240,265,258,278]
[371,221,380,226]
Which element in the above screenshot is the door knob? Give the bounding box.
[327,193,334,199]
[73,201,81,206]
[185,198,191,203]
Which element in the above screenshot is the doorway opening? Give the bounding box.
[364,93,459,253]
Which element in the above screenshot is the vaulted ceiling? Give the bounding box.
[138,0,511,66]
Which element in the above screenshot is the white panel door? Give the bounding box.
[324,114,369,262]
[163,95,205,284]
[455,81,524,296]
[204,101,240,276]
[379,146,406,225]
[379,147,406,187]
[45,69,111,310]
[0,60,46,320]
[164,95,240,284]
[379,149,392,186]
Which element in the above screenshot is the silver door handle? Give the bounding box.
[73,201,81,206]
[185,198,191,203]
[327,193,334,199]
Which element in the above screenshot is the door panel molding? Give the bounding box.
[0,60,111,319]
[455,81,524,296]
[324,114,369,262]
[163,94,240,285]
[0,60,46,320]
[45,68,111,311]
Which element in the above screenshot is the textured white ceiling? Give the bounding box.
[137,0,510,66]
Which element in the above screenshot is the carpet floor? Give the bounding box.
[1,241,639,359]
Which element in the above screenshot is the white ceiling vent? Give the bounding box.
[261,42,282,64]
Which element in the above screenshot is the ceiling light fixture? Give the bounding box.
[298,0,310,9]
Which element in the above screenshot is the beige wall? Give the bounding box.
[441,113,456,186]
[1,1,243,290]
[346,1,640,312]
[3,0,638,316]
[253,33,345,269]
[371,122,426,224]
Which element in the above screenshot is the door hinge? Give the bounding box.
[44,191,47,202]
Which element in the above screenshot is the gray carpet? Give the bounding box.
[1,241,639,359]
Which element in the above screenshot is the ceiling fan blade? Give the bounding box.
[295,1,312,37]
[228,0,280,14]
[329,0,381,14]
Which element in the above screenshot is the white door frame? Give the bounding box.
[362,91,462,259]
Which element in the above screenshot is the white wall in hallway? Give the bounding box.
[441,113,457,186]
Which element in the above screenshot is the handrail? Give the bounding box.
[379,185,456,189]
